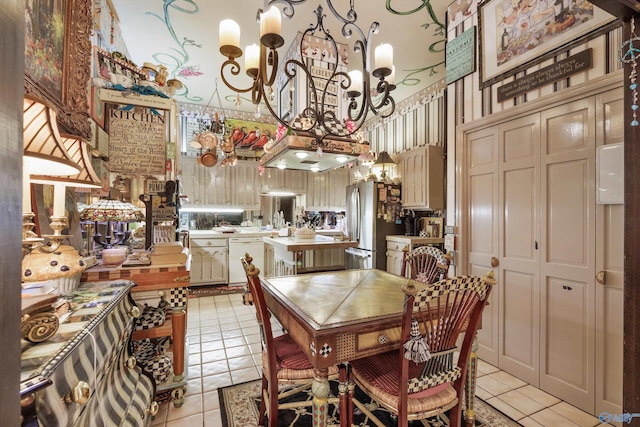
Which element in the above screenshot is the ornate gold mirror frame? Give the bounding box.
[24,0,92,139]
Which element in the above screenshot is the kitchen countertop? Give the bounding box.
[187,228,344,239]
[386,235,445,244]
[264,235,357,252]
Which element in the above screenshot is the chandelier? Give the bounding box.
[218,0,396,141]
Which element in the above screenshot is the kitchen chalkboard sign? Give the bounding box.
[109,109,166,174]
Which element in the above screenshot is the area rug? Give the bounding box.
[188,285,245,298]
[218,379,522,427]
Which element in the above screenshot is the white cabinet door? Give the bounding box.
[261,168,287,193]
[286,169,307,193]
[203,165,231,206]
[398,145,444,210]
[232,161,261,209]
[385,239,407,276]
[190,239,228,285]
[178,156,199,203]
[306,172,329,211]
[331,168,348,210]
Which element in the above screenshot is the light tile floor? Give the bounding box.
[150,293,608,427]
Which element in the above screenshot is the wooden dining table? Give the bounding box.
[260,268,481,427]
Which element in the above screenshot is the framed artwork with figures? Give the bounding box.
[24,0,93,139]
[478,0,617,87]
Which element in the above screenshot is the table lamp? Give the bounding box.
[373,151,396,183]
[31,134,103,256]
[79,199,144,250]
[22,95,81,256]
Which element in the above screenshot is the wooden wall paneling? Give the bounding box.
[405,108,415,148]
[430,100,435,146]
[416,104,426,146]
[394,115,403,153]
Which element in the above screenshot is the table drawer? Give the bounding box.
[357,326,402,352]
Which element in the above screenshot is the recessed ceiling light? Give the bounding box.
[335,156,348,163]
[295,151,309,159]
[277,161,287,169]
[310,166,320,172]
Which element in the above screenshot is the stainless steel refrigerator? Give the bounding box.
[345,181,404,269]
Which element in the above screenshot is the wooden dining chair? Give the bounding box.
[401,245,452,283]
[347,272,496,427]
[241,253,340,427]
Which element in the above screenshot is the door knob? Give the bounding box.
[491,257,499,267]
[596,270,606,285]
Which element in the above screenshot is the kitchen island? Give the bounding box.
[263,234,357,276]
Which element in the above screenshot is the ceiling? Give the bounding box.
[110,0,449,119]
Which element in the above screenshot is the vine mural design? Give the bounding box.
[145,0,204,102]
[385,0,446,87]
[136,0,446,106]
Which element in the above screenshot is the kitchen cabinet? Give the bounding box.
[397,145,444,210]
[190,238,228,284]
[261,167,307,194]
[264,242,274,277]
[179,157,260,208]
[385,235,446,276]
[178,156,229,205]
[306,172,328,210]
[386,239,408,276]
[178,156,198,203]
[306,167,348,211]
[231,160,261,209]
[264,235,357,276]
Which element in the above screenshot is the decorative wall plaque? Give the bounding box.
[445,26,476,85]
[497,49,593,102]
[108,110,166,174]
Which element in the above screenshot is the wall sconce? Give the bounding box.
[22,95,81,257]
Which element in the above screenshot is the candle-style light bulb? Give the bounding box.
[219,19,242,58]
[245,44,260,77]
[347,70,363,97]
[374,43,393,78]
[259,6,284,48]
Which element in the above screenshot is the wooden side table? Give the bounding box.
[81,262,190,407]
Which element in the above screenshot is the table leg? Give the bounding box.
[172,307,186,382]
[338,365,348,427]
[464,332,479,427]
[312,368,330,427]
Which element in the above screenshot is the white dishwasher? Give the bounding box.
[228,236,265,283]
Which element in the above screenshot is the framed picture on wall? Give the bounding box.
[24,0,93,139]
[478,0,617,87]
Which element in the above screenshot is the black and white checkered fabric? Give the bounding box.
[143,354,173,384]
[407,347,461,393]
[134,304,166,330]
[410,246,447,266]
[413,275,489,306]
[131,338,157,363]
[169,287,188,307]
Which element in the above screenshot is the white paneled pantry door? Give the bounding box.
[457,82,623,416]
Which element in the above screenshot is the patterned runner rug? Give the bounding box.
[188,285,245,298]
[218,379,522,427]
